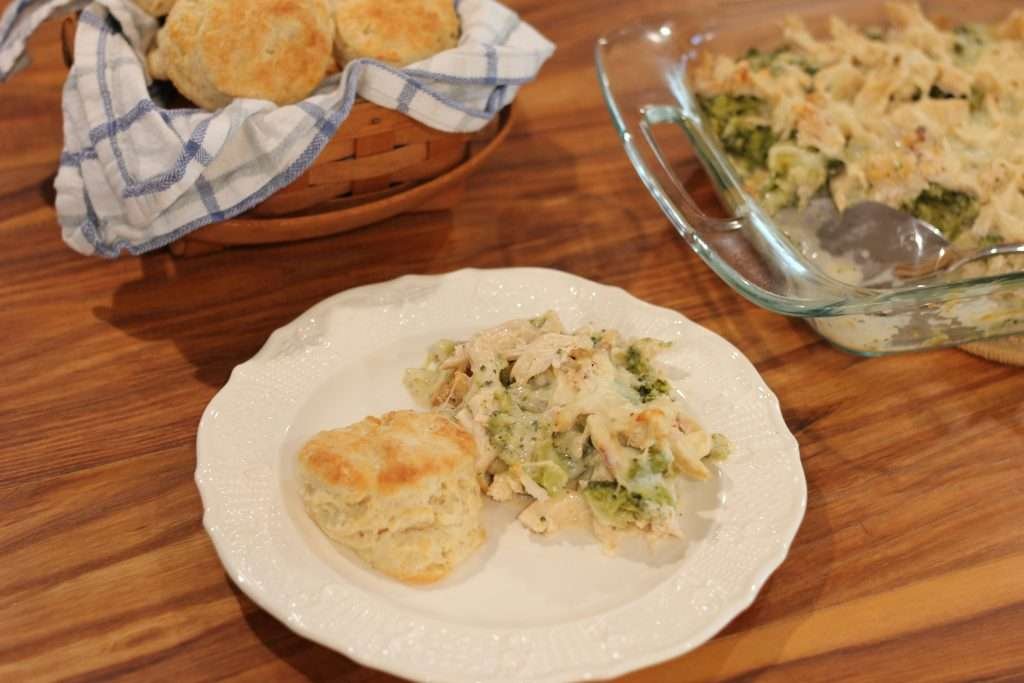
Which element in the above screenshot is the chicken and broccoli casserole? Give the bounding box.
[691,2,1024,274]
[404,312,729,545]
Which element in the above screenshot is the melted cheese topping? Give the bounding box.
[692,2,1024,260]
[405,312,730,544]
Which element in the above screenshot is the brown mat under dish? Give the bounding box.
[960,336,1024,366]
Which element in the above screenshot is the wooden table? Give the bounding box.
[2,2,1022,681]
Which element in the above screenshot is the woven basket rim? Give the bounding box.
[960,336,1024,366]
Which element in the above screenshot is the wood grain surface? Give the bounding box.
[1,2,1023,681]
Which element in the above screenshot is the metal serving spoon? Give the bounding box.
[816,201,1024,285]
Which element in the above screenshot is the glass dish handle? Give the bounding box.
[638,104,744,236]
[635,102,819,298]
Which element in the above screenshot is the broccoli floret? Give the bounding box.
[526,460,569,495]
[779,50,819,76]
[635,378,669,402]
[927,83,986,113]
[706,433,732,462]
[626,448,672,480]
[969,85,985,113]
[486,412,516,455]
[698,94,777,168]
[928,85,958,100]
[903,184,980,240]
[742,47,774,71]
[622,345,670,403]
[622,345,650,376]
[582,482,645,529]
[864,26,886,41]
[760,143,828,212]
[742,46,818,75]
[699,94,764,137]
[532,435,585,489]
[722,125,776,169]
[952,24,987,64]
[827,158,845,177]
[696,94,774,169]
[648,447,671,475]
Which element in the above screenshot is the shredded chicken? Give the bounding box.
[404,312,730,545]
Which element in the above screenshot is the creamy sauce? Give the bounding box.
[518,491,592,534]
[405,312,730,543]
[693,3,1024,275]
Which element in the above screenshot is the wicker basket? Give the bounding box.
[59,15,513,256]
[960,336,1024,366]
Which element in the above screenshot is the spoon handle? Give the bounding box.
[893,243,1024,280]
[948,243,1024,272]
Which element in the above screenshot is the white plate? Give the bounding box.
[195,268,805,683]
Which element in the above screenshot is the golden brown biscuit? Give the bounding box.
[333,0,460,68]
[148,0,216,106]
[134,0,178,17]
[298,411,485,584]
[149,0,334,110]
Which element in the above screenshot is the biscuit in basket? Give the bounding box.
[148,0,334,110]
[133,0,178,17]
[333,0,460,67]
[298,410,485,584]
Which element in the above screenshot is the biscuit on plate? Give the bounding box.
[148,0,333,110]
[333,0,460,67]
[133,0,177,17]
[298,410,485,584]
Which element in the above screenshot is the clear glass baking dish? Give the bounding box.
[596,0,1024,354]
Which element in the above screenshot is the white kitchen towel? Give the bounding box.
[0,0,554,256]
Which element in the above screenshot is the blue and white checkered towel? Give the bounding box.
[0,0,553,257]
